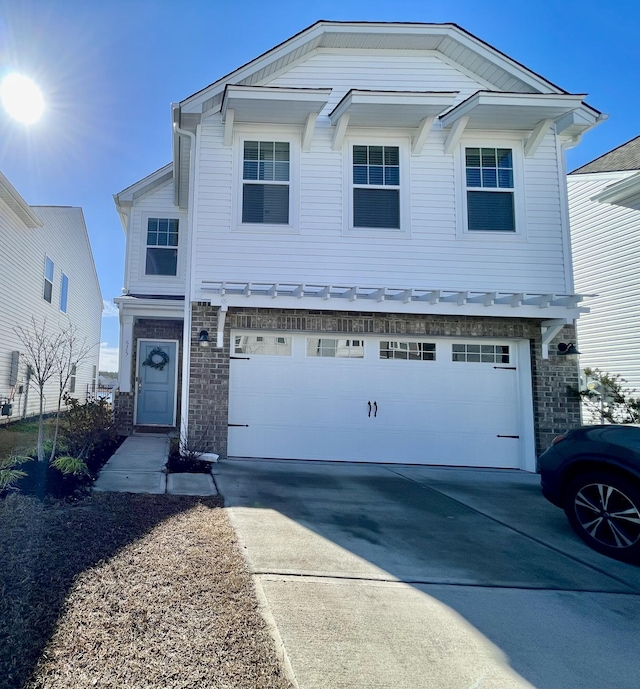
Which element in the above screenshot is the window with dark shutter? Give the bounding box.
[353,145,400,229]
[242,141,290,224]
[465,148,515,232]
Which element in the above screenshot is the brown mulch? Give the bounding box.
[0,493,294,689]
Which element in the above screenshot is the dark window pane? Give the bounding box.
[353,166,368,184]
[242,184,289,224]
[498,168,513,188]
[481,148,497,167]
[274,161,289,181]
[259,142,274,161]
[146,248,178,275]
[369,146,383,165]
[497,149,513,168]
[353,146,368,165]
[369,166,384,185]
[384,147,399,166]
[466,168,481,187]
[385,167,399,186]
[243,160,258,180]
[466,148,481,167]
[244,141,259,160]
[275,142,289,161]
[482,168,497,188]
[467,191,515,231]
[259,161,274,181]
[354,188,399,228]
[44,280,52,303]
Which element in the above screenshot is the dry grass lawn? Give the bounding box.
[0,493,293,689]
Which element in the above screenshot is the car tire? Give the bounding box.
[564,471,640,564]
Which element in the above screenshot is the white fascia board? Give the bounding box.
[114,296,184,320]
[591,171,640,205]
[329,90,458,127]
[0,170,42,227]
[114,164,173,207]
[440,92,587,130]
[221,85,331,124]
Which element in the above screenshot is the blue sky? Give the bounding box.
[1,0,638,371]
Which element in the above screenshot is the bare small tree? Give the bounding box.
[14,317,94,462]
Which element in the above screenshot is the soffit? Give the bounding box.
[221,85,332,125]
[329,90,458,128]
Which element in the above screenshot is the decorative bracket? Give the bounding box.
[541,319,566,359]
[216,304,228,348]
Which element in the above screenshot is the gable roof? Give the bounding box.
[570,135,640,174]
[179,21,569,116]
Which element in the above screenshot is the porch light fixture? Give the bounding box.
[557,342,580,357]
[199,330,210,347]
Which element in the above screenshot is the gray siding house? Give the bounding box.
[114,21,604,471]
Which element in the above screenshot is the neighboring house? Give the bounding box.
[568,136,640,393]
[114,21,604,471]
[0,170,102,423]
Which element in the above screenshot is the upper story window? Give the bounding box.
[43,256,54,303]
[145,218,178,276]
[242,141,290,224]
[353,145,400,229]
[465,148,515,232]
[60,273,69,313]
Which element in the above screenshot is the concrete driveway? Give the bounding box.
[214,460,640,689]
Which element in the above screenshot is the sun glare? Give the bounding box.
[1,73,45,124]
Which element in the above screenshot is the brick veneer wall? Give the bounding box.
[113,319,184,435]
[187,305,580,460]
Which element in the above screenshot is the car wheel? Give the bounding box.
[564,471,640,564]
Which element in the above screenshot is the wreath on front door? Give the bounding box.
[142,346,170,371]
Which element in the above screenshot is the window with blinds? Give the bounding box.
[145,218,179,276]
[465,148,515,232]
[242,141,290,224]
[353,145,400,229]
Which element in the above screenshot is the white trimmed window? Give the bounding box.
[465,147,515,232]
[145,218,179,276]
[242,141,290,224]
[352,145,400,229]
[43,256,54,303]
[234,335,292,356]
[60,273,69,313]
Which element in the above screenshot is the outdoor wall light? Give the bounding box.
[557,342,581,357]
[198,330,210,347]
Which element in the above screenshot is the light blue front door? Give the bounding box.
[136,340,177,426]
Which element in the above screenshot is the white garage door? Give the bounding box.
[228,332,534,469]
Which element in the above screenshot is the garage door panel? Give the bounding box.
[229,333,528,468]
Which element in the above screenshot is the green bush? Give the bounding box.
[0,455,33,492]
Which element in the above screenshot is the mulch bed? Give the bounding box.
[0,493,293,689]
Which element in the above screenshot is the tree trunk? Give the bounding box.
[37,393,45,462]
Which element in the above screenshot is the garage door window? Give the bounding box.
[380,341,436,361]
[306,338,364,358]
[234,335,291,355]
[452,343,510,363]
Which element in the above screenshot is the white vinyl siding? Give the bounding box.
[0,204,102,419]
[568,172,640,392]
[125,182,187,296]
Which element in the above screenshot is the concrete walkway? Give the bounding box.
[215,459,640,689]
[93,435,217,496]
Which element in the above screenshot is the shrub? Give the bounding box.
[578,368,640,425]
[0,454,33,492]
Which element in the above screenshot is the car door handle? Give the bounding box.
[368,400,372,417]
[373,401,378,417]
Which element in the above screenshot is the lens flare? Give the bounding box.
[1,73,45,124]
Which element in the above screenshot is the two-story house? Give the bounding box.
[113,21,603,471]
[0,169,102,422]
[568,136,640,394]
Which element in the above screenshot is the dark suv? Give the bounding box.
[539,425,640,564]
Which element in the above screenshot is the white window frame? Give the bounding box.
[43,255,54,303]
[455,136,527,241]
[140,213,183,281]
[60,273,69,313]
[233,128,299,234]
[343,134,411,238]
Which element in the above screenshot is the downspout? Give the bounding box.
[173,120,196,443]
